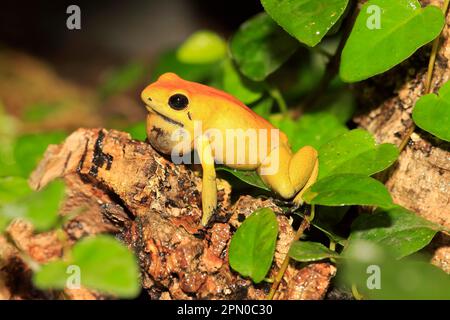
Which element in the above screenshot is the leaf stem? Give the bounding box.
[308,204,315,222]
[425,0,450,94]
[267,205,314,300]
[268,86,288,117]
[329,240,336,252]
[351,284,364,300]
[398,0,450,153]
[312,46,334,59]
[329,240,337,263]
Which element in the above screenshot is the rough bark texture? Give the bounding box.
[0,128,336,300]
[354,0,450,271]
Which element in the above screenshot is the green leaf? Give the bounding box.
[349,206,442,259]
[303,174,394,208]
[340,0,445,82]
[229,208,278,283]
[33,260,69,290]
[216,166,271,192]
[176,30,227,64]
[340,241,450,299]
[318,129,399,180]
[0,203,24,233]
[271,112,348,151]
[230,13,299,81]
[222,59,264,104]
[71,235,140,298]
[34,235,141,298]
[261,0,349,47]
[14,132,66,178]
[100,62,147,98]
[0,176,32,203]
[413,80,450,141]
[315,205,349,228]
[285,59,323,100]
[314,87,356,123]
[124,122,147,141]
[22,180,66,231]
[366,260,450,299]
[0,178,64,232]
[289,241,339,262]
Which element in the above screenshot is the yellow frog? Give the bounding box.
[141,72,318,225]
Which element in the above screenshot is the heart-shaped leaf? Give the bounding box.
[303,174,394,208]
[230,13,299,81]
[229,208,278,283]
[340,0,445,82]
[318,129,399,180]
[261,0,350,47]
[348,205,442,259]
[289,241,339,262]
[413,80,450,142]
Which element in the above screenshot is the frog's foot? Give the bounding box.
[259,145,318,204]
[292,157,318,205]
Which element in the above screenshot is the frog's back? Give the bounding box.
[155,73,289,149]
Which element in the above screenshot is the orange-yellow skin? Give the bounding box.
[141,73,318,225]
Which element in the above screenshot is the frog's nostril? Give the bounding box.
[147,97,152,101]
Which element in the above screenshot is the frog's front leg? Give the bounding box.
[258,144,318,204]
[195,135,217,226]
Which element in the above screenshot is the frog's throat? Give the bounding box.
[147,106,184,128]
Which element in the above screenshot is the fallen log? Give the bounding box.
[1,128,336,300]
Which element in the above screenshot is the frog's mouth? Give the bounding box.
[145,105,184,128]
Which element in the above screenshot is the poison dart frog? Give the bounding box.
[141,72,318,226]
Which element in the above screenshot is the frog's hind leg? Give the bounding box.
[288,146,318,203]
[292,153,318,205]
[259,145,318,204]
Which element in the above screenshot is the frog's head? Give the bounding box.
[141,72,226,155]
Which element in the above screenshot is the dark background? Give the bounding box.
[0,0,262,83]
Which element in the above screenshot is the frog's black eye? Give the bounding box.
[168,94,189,110]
